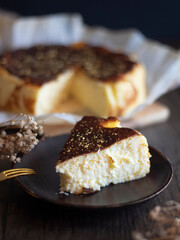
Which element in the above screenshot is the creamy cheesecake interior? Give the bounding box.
[0,44,146,117]
[0,67,74,115]
[56,116,151,194]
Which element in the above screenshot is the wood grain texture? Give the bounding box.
[0,87,180,240]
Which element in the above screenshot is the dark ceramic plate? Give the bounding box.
[14,134,173,208]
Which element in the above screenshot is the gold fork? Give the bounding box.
[0,168,36,182]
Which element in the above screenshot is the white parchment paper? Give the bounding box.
[0,12,180,125]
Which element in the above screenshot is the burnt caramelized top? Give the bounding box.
[58,116,139,163]
[0,44,136,86]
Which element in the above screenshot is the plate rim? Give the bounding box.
[14,135,173,209]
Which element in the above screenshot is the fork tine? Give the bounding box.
[0,168,36,182]
[2,168,34,174]
[6,172,36,179]
[5,170,35,177]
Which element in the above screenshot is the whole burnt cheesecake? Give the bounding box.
[0,44,146,117]
[56,116,151,194]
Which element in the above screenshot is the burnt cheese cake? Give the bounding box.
[0,44,146,117]
[56,116,151,194]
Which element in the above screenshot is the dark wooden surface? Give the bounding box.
[0,87,180,240]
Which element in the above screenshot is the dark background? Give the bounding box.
[0,0,180,42]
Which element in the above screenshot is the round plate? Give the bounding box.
[14,134,173,208]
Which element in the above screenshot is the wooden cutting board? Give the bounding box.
[43,102,170,137]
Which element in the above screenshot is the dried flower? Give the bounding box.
[0,114,44,163]
[132,201,180,240]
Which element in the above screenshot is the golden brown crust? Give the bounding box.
[116,83,138,116]
[58,116,139,163]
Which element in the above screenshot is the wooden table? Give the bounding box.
[0,87,180,240]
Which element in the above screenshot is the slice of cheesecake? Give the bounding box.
[0,44,146,117]
[56,116,151,194]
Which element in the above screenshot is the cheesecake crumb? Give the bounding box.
[82,187,95,194]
